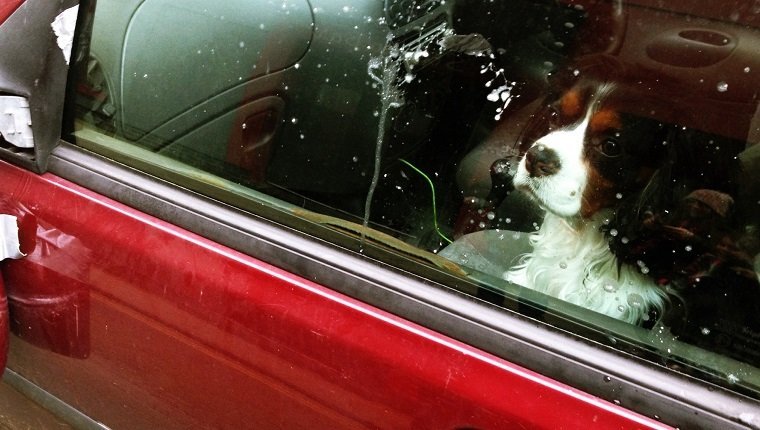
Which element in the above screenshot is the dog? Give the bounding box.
[504,76,671,324]
[503,61,759,333]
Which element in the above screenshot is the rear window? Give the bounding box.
[66,0,760,396]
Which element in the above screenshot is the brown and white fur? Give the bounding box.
[505,81,670,324]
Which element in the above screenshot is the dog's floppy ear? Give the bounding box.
[608,127,746,277]
[607,127,760,363]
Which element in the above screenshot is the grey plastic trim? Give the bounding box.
[0,0,79,172]
[3,369,111,430]
[47,142,760,430]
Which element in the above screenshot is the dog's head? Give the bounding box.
[513,77,670,219]
[512,63,749,264]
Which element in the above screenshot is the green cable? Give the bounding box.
[399,159,453,244]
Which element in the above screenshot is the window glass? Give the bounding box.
[67,0,760,394]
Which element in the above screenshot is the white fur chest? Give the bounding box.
[505,211,667,324]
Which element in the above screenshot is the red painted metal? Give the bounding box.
[0,160,672,429]
[0,275,8,372]
[4,209,90,358]
[0,0,23,25]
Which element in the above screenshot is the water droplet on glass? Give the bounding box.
[727,373,740,384]
[486,212,496,220]
[609,229,618,237]
[615,193,623,199]
[701,327,711,335]
[716,81,728,92]
[627,293,643,308]
[291,117,298,124]
[603,376,611,383]
[685,245,693,252]
[559,261,568,269]
[744,66,751,73]
[603,283,617,293]
[478,222,487,229]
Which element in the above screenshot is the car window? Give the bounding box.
[66,0,760,396]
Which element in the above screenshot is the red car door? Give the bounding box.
[0,158,672,428]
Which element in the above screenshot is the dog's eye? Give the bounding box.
[598,137,622,157]
[546,106,561,129]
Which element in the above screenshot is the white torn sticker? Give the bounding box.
[0,96,33,148]
[51,5,79,65]
[0,215,24,260]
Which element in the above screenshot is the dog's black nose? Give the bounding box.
[525,144,561,177]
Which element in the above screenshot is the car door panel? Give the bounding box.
[0,160,669,429]
[0,0,757,428]
[116,0,311,140]
[85,0,312,156]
